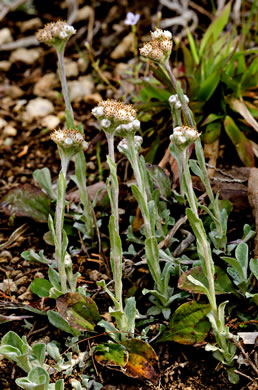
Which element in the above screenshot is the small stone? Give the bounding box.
[42,115,60,130]
[84,92,102,105]
[34,272,44,279]
[0,118,7,129]
[76,5,93,21]
[110,32,133,59]
[19,18,43,32]
[18,290,33,301]
[6,85,24,98]
[68,76,94,101]
[0,28,13,45]
[0,61,11,71]
[77,57,88,73]
[20,176,27,183]
[33,73,58,97]
[26,98,54,118]
[18,286,26,294]
[64,58,79,77]
[3,125,17,137]
[0,279,17,292]
[10,48,41,65]
[88,270,101,281]
[15,276,28,286]
[114,62,129,77]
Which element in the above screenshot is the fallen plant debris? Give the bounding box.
[0,1,257,390]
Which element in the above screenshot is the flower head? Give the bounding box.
[140,28,172,64]
[51,128,86,157]
[169,94,189,110]
[170,126,199,150]
[118,136,143,154]
[92,100,137,134]
[36,21,76,46]
[124,12,140,26]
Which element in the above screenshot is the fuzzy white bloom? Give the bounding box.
[140,28,172,63]
[170,126,200,149]
[36,21,76,45]
[51,128,85,149]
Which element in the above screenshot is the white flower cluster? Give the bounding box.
[92,100,140,136]
[140,28,172,63]
[170,126,199,149]
[118,136,143,153]
[36,21,76,45]
[51,129,85,149]
[169,94,189,109]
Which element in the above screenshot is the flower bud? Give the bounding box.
[170,126,199,150]
[118,136,143,154]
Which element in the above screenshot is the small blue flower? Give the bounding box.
[124,12,140,26]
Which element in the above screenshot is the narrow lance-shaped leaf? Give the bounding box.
[33,167,56,200]
[200,2,231,56]
[224,116,255,167]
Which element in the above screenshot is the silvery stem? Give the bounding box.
[181,148,217,315]
[164,61,194,128]
[56,49,74,122]
[127,134,152,238]
[56,171,68,292]
[106,132,119,233]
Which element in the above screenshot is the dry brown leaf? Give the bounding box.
[229,98,258,132]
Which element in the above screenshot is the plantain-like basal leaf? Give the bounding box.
[94,343,128,368]
[56,292,101,331]
[156,301,211,344]
[0,184,51,222]
[121,339,159,383]
[178,266,235,294]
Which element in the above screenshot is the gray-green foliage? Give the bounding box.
[221,242,258,295]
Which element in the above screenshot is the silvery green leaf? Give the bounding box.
[98,320,120,342]
[124,297,136,335]
[71,380,82,390]
[33,168,56,200]
[189,159,205,181]
[148,200,157,235]
[47,310,80,336]
[96,280,117,306]
[31,343,45,366]
[46,343,60,361]
[55,380,64,390]
[21,250,50,265]
[235,243,248,280]
[48,267,61,290]
[227,368,239,384]
[250,258,258,279]
[145,237,161,288]
[131,184,149,221]
[16,366,49,390]
[48,215,58,248]
[107,156,118,191]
